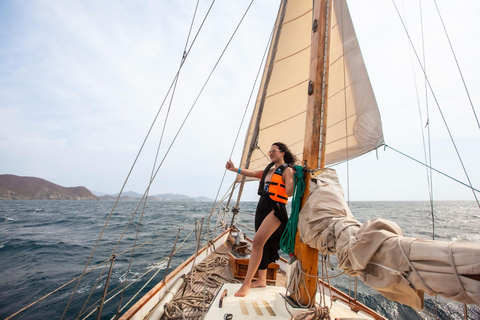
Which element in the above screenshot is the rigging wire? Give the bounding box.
[5,227,182,320]
[385,144,480,197]
[77,195,185,318]
[76,190,179,318]
[338,0,350,206]
[234,0,289,209]
[211,0,274,209]
[86,231,192,320]
[84,165,231,316]
[62,29,190,320]
[402,0,436,239]
[231,0,289,209]
[90,208,230,320]
[90,0,257,315]
[432,0,479,130]
[9,11,249,308]
[391,0,480,208]
[338,0,355,298]
[62,0,227,317]
[114,1,203,317]
[418,0,436,241]
[114,197,149,318]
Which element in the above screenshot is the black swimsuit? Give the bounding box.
[255,164,288,270]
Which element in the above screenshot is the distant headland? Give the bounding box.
[0,174,98,200]
[0,174,212,202]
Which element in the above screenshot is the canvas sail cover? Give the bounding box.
[237,0,383,182]
[297,168,480,309]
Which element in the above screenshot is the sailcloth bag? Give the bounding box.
[297,168,480,309]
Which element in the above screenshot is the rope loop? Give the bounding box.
[290,304,330,320]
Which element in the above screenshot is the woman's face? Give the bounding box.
[268,145,284,162]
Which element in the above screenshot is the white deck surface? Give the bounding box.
[204,283,375,319]
[204,283,293,319]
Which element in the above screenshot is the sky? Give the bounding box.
[0,0,479,202]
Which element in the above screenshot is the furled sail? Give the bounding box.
[297,168,480,309]
[237,0,383,182]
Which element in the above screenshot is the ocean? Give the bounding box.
[0,200,479,320]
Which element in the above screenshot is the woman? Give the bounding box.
[225,142,296,297]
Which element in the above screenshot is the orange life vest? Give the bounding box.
[266,165,288,204]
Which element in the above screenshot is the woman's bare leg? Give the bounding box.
[251,269,267,288]
[235,211,281,297]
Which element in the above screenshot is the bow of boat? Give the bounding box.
[120,228,385,320]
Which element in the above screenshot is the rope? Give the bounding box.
[319,254,333,310]
[280,165,305,255]
[286,259,312,309]
[285,258,332,319]
[290,305,330,320]
[164,252,239,320]
[397,237,434,294]
[164,292,214,320]
[447,242,475,305]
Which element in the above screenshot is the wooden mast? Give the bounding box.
[293,0,332,306]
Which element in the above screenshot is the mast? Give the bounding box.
[293,0,332,306]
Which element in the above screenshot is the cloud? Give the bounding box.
[0,0,478,201]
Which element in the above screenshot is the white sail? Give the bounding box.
[237,0,383,182]
[326,0,384,165]
[237,0,311,179]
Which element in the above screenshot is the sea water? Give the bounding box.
[0,200,479,319]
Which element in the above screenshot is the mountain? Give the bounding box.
[0,175,210,201]
[97,191,212,202]
[0,175,98,200]
[152,193,194,201]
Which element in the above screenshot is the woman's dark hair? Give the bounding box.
[272,142,297,166]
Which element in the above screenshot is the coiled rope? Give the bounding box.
[290,305,330,320]
[164,253,240,320]
[280,165,305,255]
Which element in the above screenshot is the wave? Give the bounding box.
[1,200,479,320]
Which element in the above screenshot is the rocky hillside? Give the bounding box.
[0,175,98,200]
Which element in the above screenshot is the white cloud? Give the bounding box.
[0,0,478,201]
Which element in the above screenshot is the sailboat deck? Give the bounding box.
[160,240,287,319]
[159,237,385,320]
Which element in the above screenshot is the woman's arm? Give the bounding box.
[283,166,294,197]
[225,159,263,179]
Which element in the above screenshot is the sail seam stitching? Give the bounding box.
[274,45,310,63]
[283,9,313,25]
[256,79,309,101]
[259,111,306,132]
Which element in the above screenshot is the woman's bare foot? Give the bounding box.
[235,283,251,297]
[250,279,267,289]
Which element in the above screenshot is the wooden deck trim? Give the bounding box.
[326,283,387,320]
